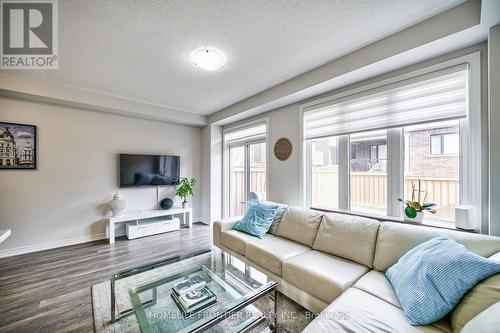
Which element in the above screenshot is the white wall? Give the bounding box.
[200,124,223,223]
[489,24,500,236]
[265,105,302,206]
[0,96,202,255]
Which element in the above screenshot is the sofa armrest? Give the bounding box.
[213,216,243,249]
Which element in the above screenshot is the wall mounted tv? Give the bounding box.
[119,154,180,187]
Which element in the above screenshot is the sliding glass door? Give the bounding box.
[224,122,267,218]
[228,142,267,217]
[229,145,246,217]
[249,142,266,198]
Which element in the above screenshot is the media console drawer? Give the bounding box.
[126,217,180,239]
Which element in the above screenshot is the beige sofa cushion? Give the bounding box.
[373,222,500,271]
[213,216,242,249]
[450,252,500,332]
[245,235,310,276]
[220,229,259,256]
[282,250,368,304]
[313,213,380,267]
[275,206,323,247]
[353,270,401,308]
[461,301,500,333]
[302,288,450,333]
[261,201,288,235]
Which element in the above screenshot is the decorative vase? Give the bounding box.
[109,192,126,216]
[182,201,188,209]
[160,198,173,210]
[404,211,424,223]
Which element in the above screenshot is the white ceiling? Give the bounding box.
[7,0,464,116]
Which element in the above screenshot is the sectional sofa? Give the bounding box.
[212,205,500,332]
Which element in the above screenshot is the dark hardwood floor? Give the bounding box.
[0,222,212,333]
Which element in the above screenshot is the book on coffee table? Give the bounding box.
[172,275,206,295]
[171,283,217,318]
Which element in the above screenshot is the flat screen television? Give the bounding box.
[119,154,180,187]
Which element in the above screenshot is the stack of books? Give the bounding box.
[171,275,217,318]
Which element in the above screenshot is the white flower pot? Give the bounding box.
[404,211,424,223]
[109,192,126,216]
[182,201,188,209]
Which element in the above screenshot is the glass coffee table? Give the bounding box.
[111,248,278,333]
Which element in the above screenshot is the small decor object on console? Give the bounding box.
[398,179,436,223]
[160,198,173,210]
[274,137,293,161]
[109,192,126,216]
[0,122,36,170]
[176,177,196,209]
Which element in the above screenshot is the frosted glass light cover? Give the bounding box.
[190,47,227,71]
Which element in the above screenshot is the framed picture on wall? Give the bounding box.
[0,122,37,170]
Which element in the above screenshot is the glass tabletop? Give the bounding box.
[113,248,277,333]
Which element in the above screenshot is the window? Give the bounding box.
[443,133,459,154]
[250,142,267,196]
[224,122,267,218]
[378,144,387,160]
[405,120,460,222]
[310,137,339,210]
[229,146,245,216]
[350,130,387,216]
[430,135,442,155]
[303,55,483,229]
[430,132,459,155]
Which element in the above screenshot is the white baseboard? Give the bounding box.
[0,219,208,259]
[0,233,108,259]
[194,217,210,225]
[195,216,212,225]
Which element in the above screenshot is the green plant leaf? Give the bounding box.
[422,203,437,209]
[405,206,417,218]
[409,202,422,211]
[176,177,196,200]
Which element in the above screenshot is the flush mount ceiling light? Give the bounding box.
[190,47,227,71]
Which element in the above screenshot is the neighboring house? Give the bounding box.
[313,125,459,179]
[350,138,387,173]
[405,125,459,179]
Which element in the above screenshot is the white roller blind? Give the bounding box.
[304,65,468,140]
[224,122,266,146]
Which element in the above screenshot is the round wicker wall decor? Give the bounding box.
[274,138,293,161]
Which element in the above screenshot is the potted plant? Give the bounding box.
[176,177,196,209]
[398,180,437,222]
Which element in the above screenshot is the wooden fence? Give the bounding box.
[229,165,459,222]
[312,166,458,222]
[229,166,266,216]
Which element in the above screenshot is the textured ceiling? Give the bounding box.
[7,0,464,115]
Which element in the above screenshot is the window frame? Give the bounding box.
[300,52,484,231]
[429,132,460,156]
[430,134,443,155]
[222,118,269,219]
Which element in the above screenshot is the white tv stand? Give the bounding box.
[107,208,192,244]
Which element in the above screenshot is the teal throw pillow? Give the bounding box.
[233,202,279,238]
